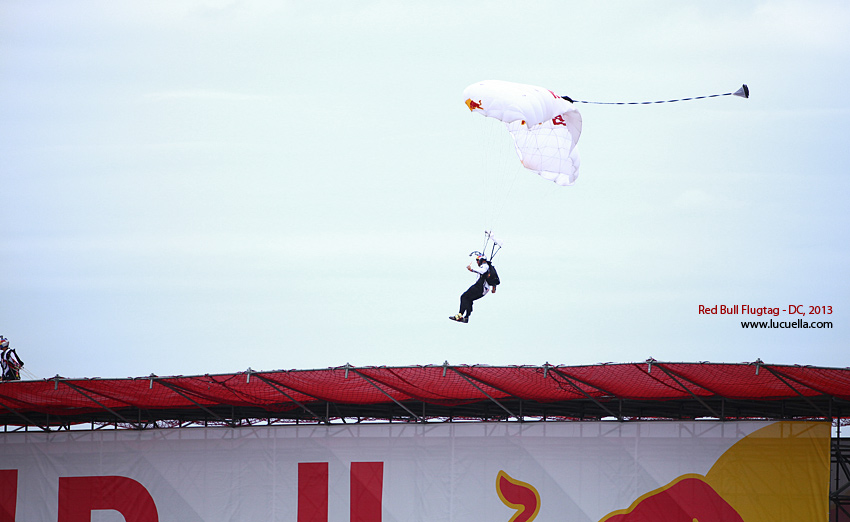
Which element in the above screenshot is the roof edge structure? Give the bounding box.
[1,360,849,432]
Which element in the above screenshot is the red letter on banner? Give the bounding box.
[298,463,328,522]
[0,470,17,522]
[350,462,383,522]
[58,476,158,522]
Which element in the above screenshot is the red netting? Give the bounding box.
[1,363,848,420]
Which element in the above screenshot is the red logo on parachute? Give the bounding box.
[465,98,484,111]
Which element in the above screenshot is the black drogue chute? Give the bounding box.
[563,84,750,105]
[733,84,750,99]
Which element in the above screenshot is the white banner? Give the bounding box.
[0,420,830,522]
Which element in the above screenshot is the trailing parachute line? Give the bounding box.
[564,84,749,105]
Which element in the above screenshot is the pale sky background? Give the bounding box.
[2,1,848,379]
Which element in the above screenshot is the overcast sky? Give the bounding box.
[2,1,848,379]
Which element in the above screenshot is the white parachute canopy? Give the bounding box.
[463,80,582,186]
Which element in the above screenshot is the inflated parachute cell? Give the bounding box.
[506,118,581,186]
[464,80,582,186]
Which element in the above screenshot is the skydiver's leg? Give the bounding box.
[451,289,471,322]
[450,286,472,322]
[460,283,484,318]
[459,291,473,316]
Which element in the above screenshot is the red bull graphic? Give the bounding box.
[465,98,483,111]
[494,472,743,522]
[0,421,830,521]
[492,421,828,522]
[599,475,743,522]
[496,470,541,522]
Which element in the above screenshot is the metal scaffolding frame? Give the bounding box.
[834,426,850,522]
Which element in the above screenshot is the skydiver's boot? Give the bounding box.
[449,313,466,323]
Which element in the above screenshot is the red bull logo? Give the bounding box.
[496,470,541,522]
[600,475,743,522]
[496,472,743,522]
[465,98,484,111]
[0,421,828,521]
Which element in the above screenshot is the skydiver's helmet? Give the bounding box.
[0,336,8,350]
[476,256,487,266]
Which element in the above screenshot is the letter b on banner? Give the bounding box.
[58,476,158,522]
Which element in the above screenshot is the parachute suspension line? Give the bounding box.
[476,117,511,233]
[565,84,749,105]
[472,231,502,263]
[475,116,521,242]
[484,166,520,240]
[488,240,502,261]
[481,230,502,262]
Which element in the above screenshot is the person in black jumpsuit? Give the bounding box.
[449,256,495,323]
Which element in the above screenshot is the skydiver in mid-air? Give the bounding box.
[449,255,498,324]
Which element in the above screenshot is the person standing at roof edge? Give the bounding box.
[450,255,497,323]
[1,335,24,381]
